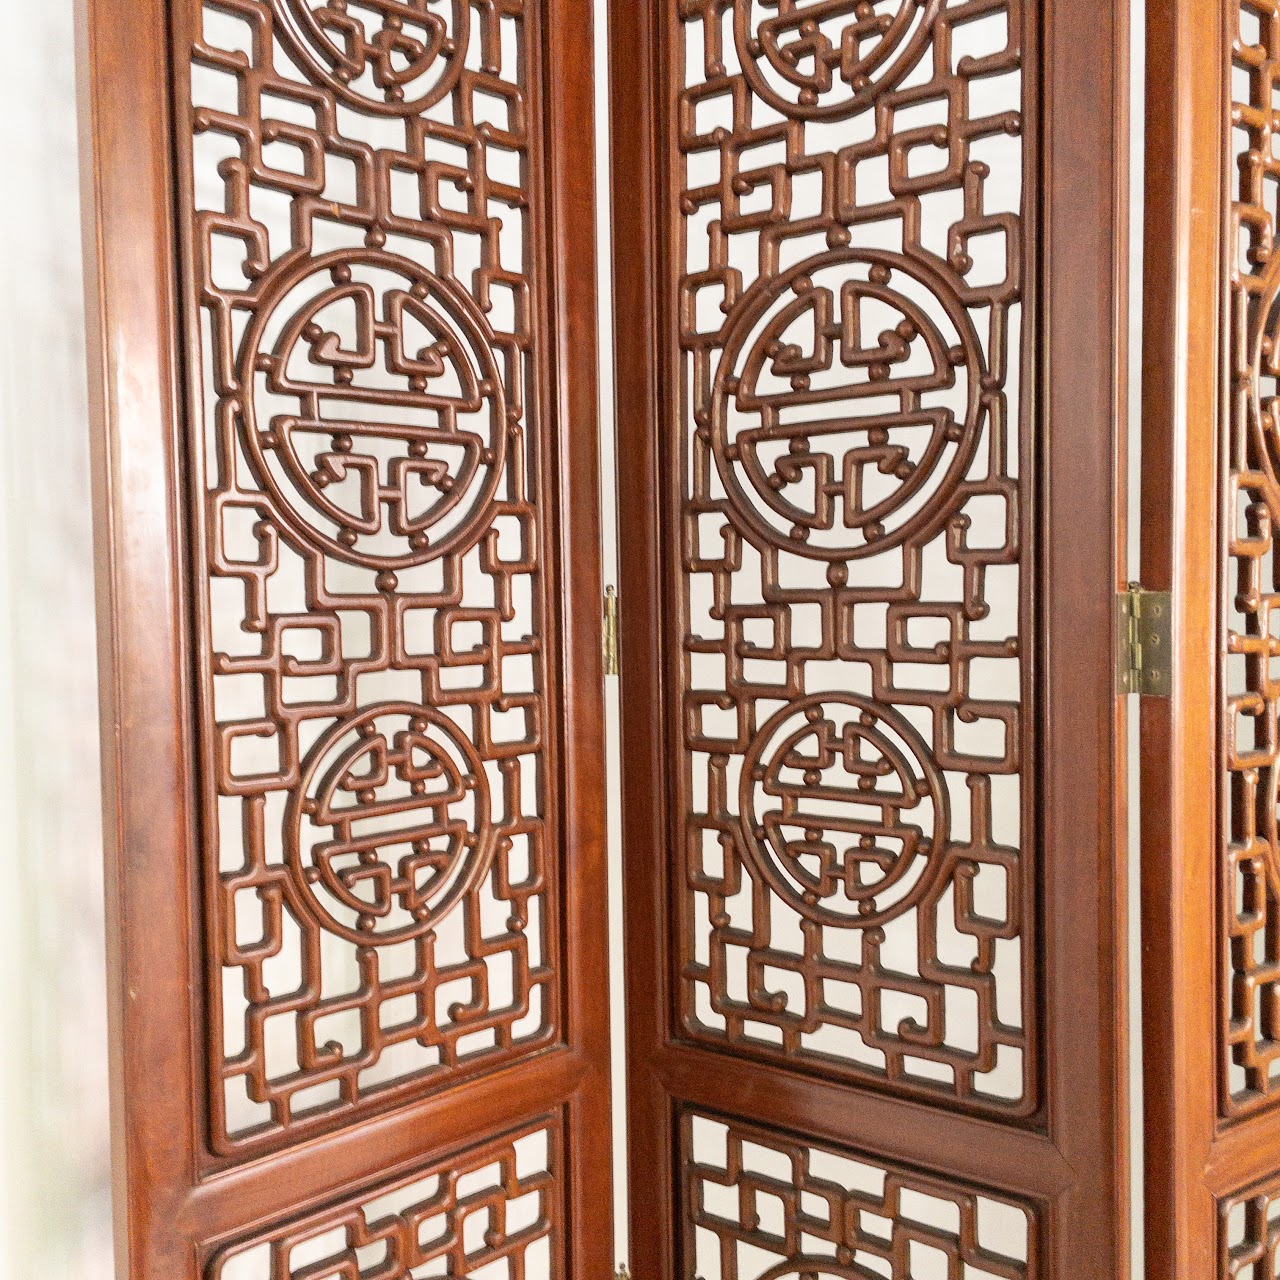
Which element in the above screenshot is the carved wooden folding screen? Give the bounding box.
[610,2,1131,1277]
[79,1,612,1277]
[83,0,1139,1275]
[1142,1,1280,1276]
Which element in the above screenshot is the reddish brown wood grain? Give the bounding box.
[79,0,614,1275]
[610,1,1132,1274]
[1139,1,1222,1274]
[77,2,196,1272]
[1142,1,1280,1275]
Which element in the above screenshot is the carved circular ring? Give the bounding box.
[270,0,469,116]
[757,1263,867,1280]
[708,248,983,561]
[739,693,948,928]
[735,0,943,121]
[1246,255,1280,497]
[239,248,507,570]
[287,702,493,945]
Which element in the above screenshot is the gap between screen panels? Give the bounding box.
[591,0,631,1267]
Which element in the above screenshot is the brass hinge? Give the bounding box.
[1117,583,1172,697]
[603,585,619,677]
[615,1267,631,1280]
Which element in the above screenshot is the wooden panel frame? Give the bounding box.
[1141,1,1280,1274]
[609,1,1132,1274]
[1139,1,1221,1272]
[77,1,614,1275]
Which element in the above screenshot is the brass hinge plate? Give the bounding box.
[1117,584,1172,697]
[603,585,619,678]
[615,1267,631,1280]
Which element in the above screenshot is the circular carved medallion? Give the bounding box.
[270,0,468,115]
[239,249,507,570]
[1247,260,1280,497]
[735,0,941,120]
[287,703,493,944]
[739,694,948,927]
[757,1263,865,1280]
[709,248,983,561]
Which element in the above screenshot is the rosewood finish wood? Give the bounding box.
[206,1117,564,1276]
[1222,1173,1280,1277]
[1142,0,1280,1274]
[176,0,574,1159]
[1223,0,1280,1121]
[611,1,1131,1275]
[79,0,612,1275]
[671,0,1034,1119]
[682,1110,1035,1279]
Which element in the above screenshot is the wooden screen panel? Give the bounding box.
[611,1,1130,1276]
[1225,0,1280,1120]
[681,1111,1035,1279]
[207,1118,562,1277]
[79,0,611,1276]
[1222,1175,1280,1279]
[1141,0,1280,1275]
[672,0,1032,1116]
[180,0,562,1157]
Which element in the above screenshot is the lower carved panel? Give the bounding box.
[680,1110,1034,1280]
[1224,1178,1280,1279]
[207,1117,562,1279]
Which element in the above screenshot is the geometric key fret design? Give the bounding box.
[1221,1176,1280,1279]
[180,0,556,1154]
[1224,0,1280,1118]
[207,1118,561,1278]
[674,0,1035,1112]
[681,1110,1035,1280]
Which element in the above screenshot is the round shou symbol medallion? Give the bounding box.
[287,703,493,945]
[239,249,507,570]
[738,694,948,928]
[708,248,983,561]
[735,0,943,121]
[756,1261,867,1280]
[270,0,468,115]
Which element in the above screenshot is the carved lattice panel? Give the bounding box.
[1223,1178,1280,1279]
[680,1111,1034,1280]
[208,1117,562,1278]
[1225,0,1280,1116]
[179,0,559,1154]
[673,0,1034,1111]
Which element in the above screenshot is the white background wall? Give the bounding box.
[0,4,113,1278]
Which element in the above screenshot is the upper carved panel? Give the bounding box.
[1226,0,1280,1117]
[180,0,555,1155]
[672,0,1032,1111]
